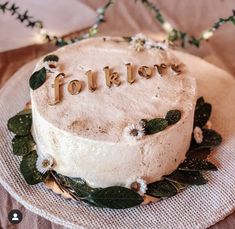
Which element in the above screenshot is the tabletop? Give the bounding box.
[0,0,234,228]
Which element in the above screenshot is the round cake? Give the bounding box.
[30,36,197,188]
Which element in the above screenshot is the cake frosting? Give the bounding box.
[31,37,197,188]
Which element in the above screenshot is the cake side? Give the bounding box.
[31,36,197,188]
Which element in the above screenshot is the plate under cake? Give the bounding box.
[30,36,197,188]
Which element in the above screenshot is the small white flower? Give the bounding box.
[205,120,212,129]
[123,123,145,141]
[162,22,174,33]
[154,40,169,50]
[36,154,54,174]
[126,177,147,196]
[201,30,214,40]
[130,33,147,52]
[129,33,168,51]
[193,126,204,144]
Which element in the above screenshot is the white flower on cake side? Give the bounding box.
[129,33,169,52]
[126,177,147,196]
[123,122,145,141]
[36,153,54,174]
[193,126,204,144]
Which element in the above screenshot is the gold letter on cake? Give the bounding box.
[103,66,121,87]
[170,64,182,75]
[85,70,97,92]
[50,73,65,105]
[154,63,167,76]
[68,80,82,95]
[138,66,152,79]
[126,63,135,84]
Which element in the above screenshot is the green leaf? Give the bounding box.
[43,54,59,62]
[165,109,181,125]
[187,148,211,160]
[56,174,98,198]
[164,170,207,185]
[146,180,177,198]
[144,118,168,135]
[178,158,217,171]
[29,67,47,90]
[194,97,212,127]
[7,112,32,136]
[171,182,188,192]
[20,151,45,185]
[190,128,222,151]
[12,134,35,156]
[86,186,144,209]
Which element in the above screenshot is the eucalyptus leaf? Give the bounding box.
[144,118,168,135]
[146,180,177,198]
[86,186,143,209]
[7,112,32,136]
[178,158,217,171]
[190,128,222,151]
[20,151,45,185]
[165,110,181,125]
[171,182,188,192]
[164,170,207,185]
[194,97,212,127]
[29,67,47,90]
[12,134,35,156]
[56,174,98,198]
[43,54,59,62]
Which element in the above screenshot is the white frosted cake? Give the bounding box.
[30,36,197,189]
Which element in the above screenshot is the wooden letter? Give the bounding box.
[170,64,182,75]
[85,70,97,92]
[49,73,65,105]
[138,66,152,79]
[68,80,82,95]
[103,66,121,87]
[154,63,167,76]
[126,63,135,84]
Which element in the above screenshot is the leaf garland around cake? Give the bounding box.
[194,97,212,128]
[7,96,222,209]
[7,110,32,136]
[29,67,47,90]
[12,134,36,156]
[85,186,144,209]
[20,151,46,185]
[43,54,59,62]
[143,109,181,135]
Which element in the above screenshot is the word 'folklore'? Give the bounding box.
[50,63,182,105]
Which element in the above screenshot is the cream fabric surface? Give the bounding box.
[0,51,235,229]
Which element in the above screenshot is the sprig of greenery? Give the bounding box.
[136,0,235,47]
[0,0,114,46]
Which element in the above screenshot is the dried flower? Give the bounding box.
[193,126,204,144]
[36,153,54,174]
[126,177,147,196]
[123,123,145,140]
[43,60,58,71]
[130,33,168,51]
[130,33,146,51]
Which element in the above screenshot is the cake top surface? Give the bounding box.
[31,36,196,142]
